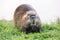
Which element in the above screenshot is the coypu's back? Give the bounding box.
[14,4,35,15]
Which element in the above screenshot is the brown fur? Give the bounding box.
[14,4,42,34]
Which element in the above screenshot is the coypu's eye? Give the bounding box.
[27,14,31,16]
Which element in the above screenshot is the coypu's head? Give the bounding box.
[22,11,40,33]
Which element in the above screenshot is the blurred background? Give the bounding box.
[0,0,60,23]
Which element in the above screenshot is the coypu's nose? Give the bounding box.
[30,15,36,25]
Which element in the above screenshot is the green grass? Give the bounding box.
[0,20,60,40]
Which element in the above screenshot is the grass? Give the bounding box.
[0,20,60,40]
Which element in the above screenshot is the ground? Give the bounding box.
[0,20,60,40]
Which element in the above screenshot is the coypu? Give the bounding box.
[14,4,42,34]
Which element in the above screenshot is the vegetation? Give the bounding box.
[0,19,60,40]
